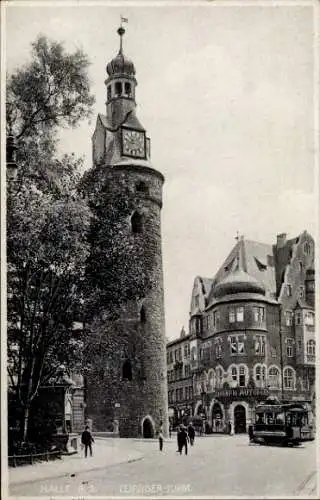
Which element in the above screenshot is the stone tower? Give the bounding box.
[86,24,168,438]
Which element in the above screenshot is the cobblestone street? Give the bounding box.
[9,434,317,498]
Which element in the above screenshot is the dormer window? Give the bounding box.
[304,242,311,255]
[286,284,292,297]
[254,257,267,271]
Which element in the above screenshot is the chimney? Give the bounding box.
[276,233,287,248]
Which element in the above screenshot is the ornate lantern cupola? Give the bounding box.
[105,23,137,127]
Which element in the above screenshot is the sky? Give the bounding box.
[5,1,317,341]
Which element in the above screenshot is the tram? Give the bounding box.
[248,402,314,446]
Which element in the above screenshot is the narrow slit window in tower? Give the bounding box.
[107,85,112,101]
[140,305,147,323]
[131,212,143,233]
[122,359,132,381]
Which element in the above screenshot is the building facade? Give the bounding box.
[85,25,168,437]
[167,327,193,427]
[167,232,315,433]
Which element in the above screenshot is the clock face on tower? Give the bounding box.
[122,129,146,158]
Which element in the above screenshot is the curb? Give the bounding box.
[9,453,145,486]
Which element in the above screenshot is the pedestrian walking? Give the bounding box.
[177,425,189,455]
[81,425,94,458]
[158,422,164,451]
[187,423,195,446]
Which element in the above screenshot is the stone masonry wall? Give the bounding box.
[86,163,168,437]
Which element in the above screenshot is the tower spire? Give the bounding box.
[117,16,128,54]
[117,25,125,54]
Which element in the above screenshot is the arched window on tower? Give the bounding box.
[122,359,132,381]
[115,82,122,96]
[124,82,132,97]
[131,211,143,234]
[140,305,147,324]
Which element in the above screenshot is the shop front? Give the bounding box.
[194,387,270,434]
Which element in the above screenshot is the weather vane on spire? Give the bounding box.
[117,15,128,53]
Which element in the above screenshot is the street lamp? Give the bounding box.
[114,402,120,435]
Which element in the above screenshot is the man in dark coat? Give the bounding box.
[187,423,195,446]
[177,426,189,455]
[81,425,94,458]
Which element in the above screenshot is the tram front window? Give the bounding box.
[266,412,274,425]
[256,413,264,424]
[275,412,285,425]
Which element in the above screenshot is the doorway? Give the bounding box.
[234,404,246,433]
[142,417,154,438]
[212,403,223,433]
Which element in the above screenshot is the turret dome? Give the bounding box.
[106,52,135,76]
[106,26,136,77]
[213,268,266,298]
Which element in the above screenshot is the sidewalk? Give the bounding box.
[9,438,145,485]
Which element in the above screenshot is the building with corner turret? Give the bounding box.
[85,24,168,438]
[167,231,315,434]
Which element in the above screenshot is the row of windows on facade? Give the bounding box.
[168,386,192,403]
[191,306,265,335]
[168,365,305,397]
[190,306,315,335]
[167,335,316,382]
[284,310,314,326]
[107,81,133,100]
[193,364,301,392]
[167,364,191,382]
[196,336,315,360]
[167,343,190,364]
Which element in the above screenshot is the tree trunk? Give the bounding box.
[22,405,30,442]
